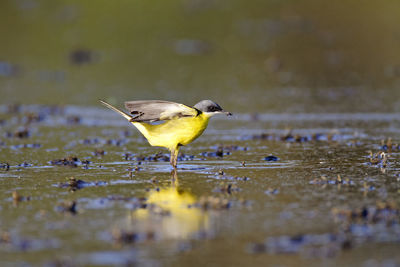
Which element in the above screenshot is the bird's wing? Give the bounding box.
[124,100,199,122]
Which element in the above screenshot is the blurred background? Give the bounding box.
[1,0,400,113]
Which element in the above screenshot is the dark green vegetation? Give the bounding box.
[0,105,400,266]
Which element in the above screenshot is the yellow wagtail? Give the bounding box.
[100,100,231,168]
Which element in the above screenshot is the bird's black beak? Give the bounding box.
[220,111,232,116]
[213,110,232,116]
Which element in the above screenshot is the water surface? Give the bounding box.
[1,105,399,266]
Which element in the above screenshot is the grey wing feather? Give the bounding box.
[124,100,198,122]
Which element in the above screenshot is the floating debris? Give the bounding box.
[18,162,32,168]
[134,153,195,163]
[111,228,155,245]
[66,115,81,125]
[81,138,101,145]
[245,132,274,141]
[50,156,79,167]
[120,130,133,137]
[58,177,107,191]
[123,153,134,161]
[243,130,340,143]
[12,191,22,203]
[6,103,21,114]
[380,138,400,153]
[0,230,11,243]
[8,128,30,139]
[83,196,147,210]
[331,200,400,229]
[336,174,342,184]
[280,131,309,142]
[201,145,247,158]
[0,163,10,171]
[219,145,248,152]
[106,139,128,147]
[213,170,250,181]
[93,149,105,157]
[136,152,169,162]
[360,182,375,192]
[111,229,138,245]
[201,147,224,157]
[194,196,232,210]
[12,191,31,205]
[264,188,279,195]
[213,183,241,194]
[264,155,279,161]
[23,112,45,124]
[126,166,140,177]
[346,140,362,147]
[50,156,89,167]
[69,49,98,65]
[368,151,388,167]
[309,175,354,185]
[248,232,346,257]
[56,200,77,215]
[10,143,41,149]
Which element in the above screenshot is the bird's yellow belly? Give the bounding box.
[132,114,210,150]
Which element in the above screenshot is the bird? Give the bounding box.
[100,99,232,168]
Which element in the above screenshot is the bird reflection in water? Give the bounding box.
[126,170,210,240]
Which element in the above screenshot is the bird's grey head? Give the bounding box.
[194,100,232,116]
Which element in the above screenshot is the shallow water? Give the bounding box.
[0,105,400,266]
[2,1,400,265]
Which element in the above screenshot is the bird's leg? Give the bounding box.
[170,149,175,168]
[169,147,179,169]
[173,147,179,168]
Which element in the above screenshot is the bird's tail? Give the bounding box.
[99,100,132,121]
[99,100,152,141]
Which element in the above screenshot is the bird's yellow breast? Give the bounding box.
[131,113,211,150]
